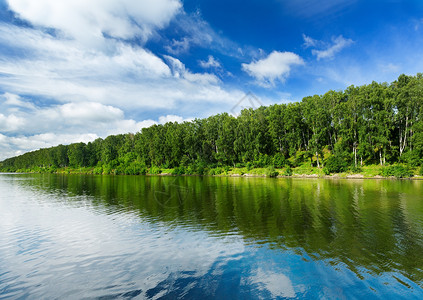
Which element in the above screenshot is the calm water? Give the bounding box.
[1,174,423,299]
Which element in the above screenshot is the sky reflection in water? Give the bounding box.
[1,174,423,299]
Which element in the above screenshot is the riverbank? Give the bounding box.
[4,164,423,179]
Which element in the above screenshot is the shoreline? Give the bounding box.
[2,171,422,180]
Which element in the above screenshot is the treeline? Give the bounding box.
[1,74,423,175]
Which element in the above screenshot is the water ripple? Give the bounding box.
[1,175,423,298]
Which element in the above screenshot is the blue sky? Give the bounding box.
[0,0,423,160]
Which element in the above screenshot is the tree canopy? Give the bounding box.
[1,73,423,174]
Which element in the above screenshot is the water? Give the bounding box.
[1,174,423,299]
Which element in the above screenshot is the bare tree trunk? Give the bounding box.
[400,112,409,156]
[379,150,383,166]
[383,149,386,165]
[353,144,357,168]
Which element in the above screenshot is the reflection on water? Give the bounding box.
[1,174,423,299]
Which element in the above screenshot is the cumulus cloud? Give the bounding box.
[0,99,147,136]
[0,113,25,132]
[311,35,354,60]
[59,102,124,123]
[6,0,182,48]
[0,22,236,111]
[242,51,304,86]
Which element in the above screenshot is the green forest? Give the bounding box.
[1,73,423,178]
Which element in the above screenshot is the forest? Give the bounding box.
[1,73,423,177]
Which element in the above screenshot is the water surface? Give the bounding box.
[1,174,423,299]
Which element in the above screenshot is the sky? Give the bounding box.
[0,0,423,160]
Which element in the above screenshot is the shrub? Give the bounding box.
[93,166,103,175]
[324,155,348,174]
[349,166,362,173]
[171,166,185,175]
[149,166,162,174]
[380,165,413,178]
[265,165,279,178]
[283,166,293,176]
[209,167,223,175]
[102,164,112,175]
[419,165,423,176]
[195,162,206,175]
[254,154,271,168]
[323,167,330,175]
[114,164,126,175]
[400,150,421,167]
[273,153,286,168]
[125,161,147,175]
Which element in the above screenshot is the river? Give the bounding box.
[1,174,423,299]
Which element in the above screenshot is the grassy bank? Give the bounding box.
[7,163,423,179]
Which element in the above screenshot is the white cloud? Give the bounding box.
[0,23,236,112]
[164,55,219,84]
[0,113,25,132]
[311,35,354,60]
[6,0,182,48]
[1,93,36,110]
[59,102,124,123]
[242,51,304,86]
[199,56,221,69]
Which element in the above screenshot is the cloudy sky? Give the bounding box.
[1,0,423,160]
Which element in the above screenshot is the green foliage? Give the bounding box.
[254,154,271,168]
[209,167,224,175]
[1,73,423,179]
[283,166,293,176]
[102,164,112,175]
[400,150,422,167]
[171,166,186,175]
[272,153,286,168]
[349,166,362,174]
[380,165,413,178]
[195,161,207,175]
[93,166,103,175]
[265,166,278,178]
[419,165,423,176]
[149,166,162,175]
[323,167,330,175]
[324,155,348,174]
